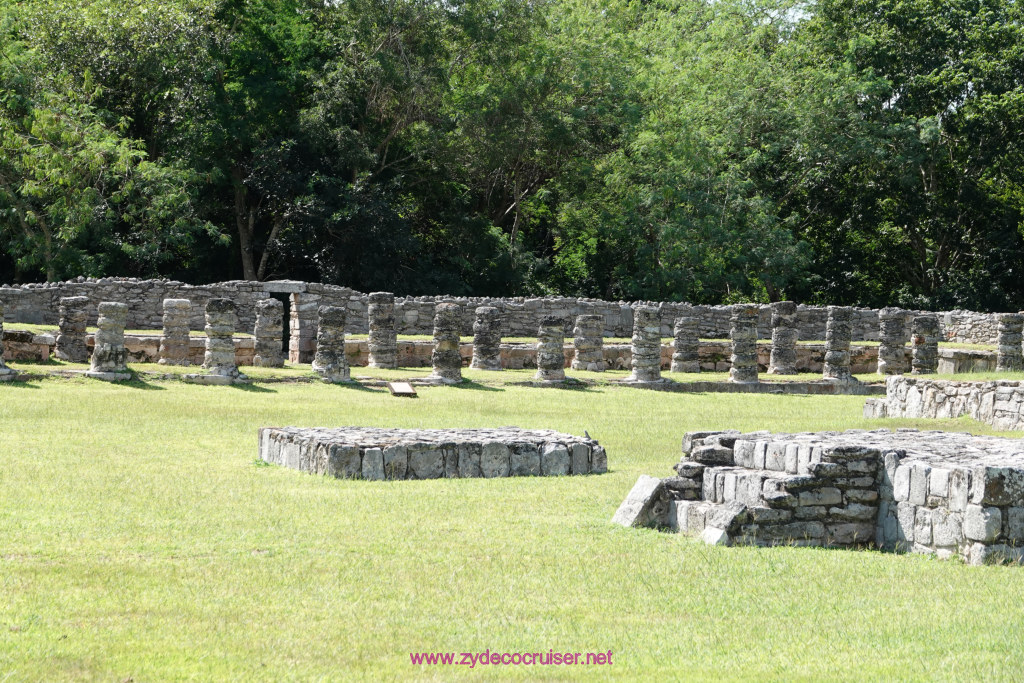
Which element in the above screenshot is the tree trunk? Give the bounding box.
[232,167,257,281]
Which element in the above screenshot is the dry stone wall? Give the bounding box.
[865,376,1024,431]
[3,278,1014,343]
[258,427,607,480]
[614,428,1024,565]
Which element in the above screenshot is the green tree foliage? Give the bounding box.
[1,0,1023,311]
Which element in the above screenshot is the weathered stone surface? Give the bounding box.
[312,305,350,383]
[56,296,90,363]
[877,307,907,375]
[535,316,566,382]
[768,301,798,375]
[89,301,129,374]
[428,302,463,383]
[159,298,192,366]
[368,292,398,369]
[671,313,700,373]
[0,299,16,379]
[199,298,243,379]
[964,505,1002,542]
[729,304,759,384]
[876,376,1024,431]
[252,298,284,368]
[612,475,666,527]
[701,527,731,546]
[628,306,662,382]
[572,314,606,371]
[823,306,857,384]
[261,427,603,480]
[911,314,940,374]
[996,313,1024,372]
[470,306,502,370]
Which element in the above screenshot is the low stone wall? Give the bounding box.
[1,277,1012,343]
[865,376,1024,431]
[258,427,607,480]
[613,428,1024,565]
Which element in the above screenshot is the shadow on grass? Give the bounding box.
[2,379,41,389]
[229,382,276,393]
[448,379,503,392]
[120,376,166,391]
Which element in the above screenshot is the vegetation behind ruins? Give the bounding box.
[2,0,1023,311]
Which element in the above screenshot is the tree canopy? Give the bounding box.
[1,0,1022,309]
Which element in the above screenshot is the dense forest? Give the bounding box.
[1,0,1023,310]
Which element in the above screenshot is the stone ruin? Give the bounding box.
[613,427,1024,565]
[470,306,502,371]
[729,304,759,383]
[55,296,90,363]
[258,426,607,480]
[572,314,606,372]
[822,306,857,384]
[877,307,907,375]
[911,314,940,374]
[865,376,1024,431]
[767,301,797,375]
[87,302,130,380]
[312,306,351,383]
[184,298,248,384]
[253,298,285,368]
[159,298,191,366]
[535,316,566,382]
[368,291,398,369]
[671,313,700,373]
[427,302,463,384]
[626,306,663,382]
[996,313,1024,373]
[0,300,17,381]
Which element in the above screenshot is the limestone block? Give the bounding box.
[591,445,608,474]
[362,447,385,481]
[611,475,665,527]
[327,445,361,479]
[252,298,284,368]
[931,508,963,548]
[312,305,350,383]
[457,443,483,478]
[509,443,541,476]
[767,300,798,375]
[572,314,606,372]
[383,445,408,480]
[571,443,591,475]
[541,443,571,476]
[701,527,730,546]
[480,442,511,478]
[408,446,445,479]
[89,301,129,374]
[470,306,502,371]
[159,298,192,366]
[535,316,566,381]
[964,505,1002,542]
[1007,507,1024,542]
[798,488,842,506]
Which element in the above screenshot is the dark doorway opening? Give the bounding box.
[272,293,291,353]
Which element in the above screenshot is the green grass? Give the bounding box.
[3,369,1024,679]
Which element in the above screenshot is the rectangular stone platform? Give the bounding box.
[259,427,607,480]
[865,376,1024,430]
[613,428,1024,565]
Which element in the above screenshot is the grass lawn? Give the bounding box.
[3,369,1024,680]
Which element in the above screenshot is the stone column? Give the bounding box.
[55,296,90,363]
[470,306,502,370]
[289,291,320,363]
[88,302,129,378]
[535,316,566,382]
[572,314,606,371]
[877,307,907,375]
[729,304,759,384]
[767,300,797,375]
[428,302,463,383]
[312,306,350,382]
[628,306,662,382]
[0,299,16,380]
[910,314,940,374]
[159,299,191,366]
[253,298,284,368]
[822,306,856,383]
[671,315,700,373]
[202,298,244,379]
[368,292,398,369]
[996,313,1024,372]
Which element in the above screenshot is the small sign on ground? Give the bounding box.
[387,381,418,397]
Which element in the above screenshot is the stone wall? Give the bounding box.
[258,427,607,480]
[613,428,1024,565]
[0,277,1012,343]
[865,376,1024,431]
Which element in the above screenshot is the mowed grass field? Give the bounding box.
[3,366,1024,680]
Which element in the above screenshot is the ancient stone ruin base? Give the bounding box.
[613,428,1024,566]
[259,427,608,480]
[865,376,1024,431]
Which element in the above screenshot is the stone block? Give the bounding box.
[1007,507,1024,542]
[798,487,842,507]
[897,502,916,543]
[541,443,571,476]
[909,463,931,505]
[383,445,408,480]
[509,443,541,477]
[970,466,1024,506]
[706,502,748,533]
[949,469,971,511]
[701,527,730,546]
[408,447,445,479]
[931,509,963,548]
[929,468,951,499]
[457,443,483,478]
[826,523,875,545]
[362,447,385,481]
[480,442,511,478]
[571,443,591,475]
[914,507,932,545]
[765,442,787,471]
[611,475,665,527]
[964,505,1002,542]
[893,465,911,502]
[328,445,361,479]
[591,445,608,474]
